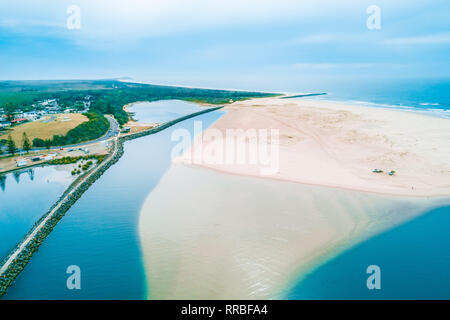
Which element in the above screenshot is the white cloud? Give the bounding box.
[294,63,374,69]
[385,33,450,45]
[0,0,356,39]
[289,34,357,44]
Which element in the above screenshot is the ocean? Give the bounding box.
[298,77,450,119]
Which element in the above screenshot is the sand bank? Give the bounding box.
[139,97,450,299]
[176,97,450,197]
[139,164,447,299]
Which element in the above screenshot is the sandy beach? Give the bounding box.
[139,97,450,299]
[176,97,450,197]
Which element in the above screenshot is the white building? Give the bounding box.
[23,111,38,121]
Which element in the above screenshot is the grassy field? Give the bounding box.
[0,113,88,145]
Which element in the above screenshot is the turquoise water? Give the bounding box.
[128,99,204,123]
[0,166,75,260]
[288,205,450,300]
[3,106,223,299]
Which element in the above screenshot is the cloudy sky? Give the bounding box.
[0,0,449,91]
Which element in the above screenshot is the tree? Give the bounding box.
[22,132,31,153]
[44,139,52,150]
[32,137,45,148]
[7,135,17,155]
[5,102,16,121]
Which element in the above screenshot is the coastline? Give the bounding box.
[138,96,450,299]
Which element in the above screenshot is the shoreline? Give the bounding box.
[181,161,450,199]
[276,197,449,299]
[299,97,450,120]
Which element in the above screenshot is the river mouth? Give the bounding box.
[3,99,450,300]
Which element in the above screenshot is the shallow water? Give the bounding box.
[287,204,450,299]
[138,163,441,299]
[3,107,223,299]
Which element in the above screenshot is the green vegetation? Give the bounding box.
[0,80,276,148]
[4,102,16,121]
[48,154,106,165]
[51,155,105,176]
[82,160,93,171]
[22,132,31,153]
[32,112,109,147]
[0,80,277,127]
[7,135,16,155]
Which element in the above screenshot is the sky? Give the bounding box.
[0,0,449,91]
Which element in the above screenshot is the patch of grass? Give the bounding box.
[0,113,88,145]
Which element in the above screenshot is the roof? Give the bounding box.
[12,118,26,123]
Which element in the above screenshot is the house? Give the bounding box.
[23,111,39,121]
[11,118,27,124]
[45,106,60,114]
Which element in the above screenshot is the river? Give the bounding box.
[2,100,223,299]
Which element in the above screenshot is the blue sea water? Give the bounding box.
[298,77,450,119]
[288,205,450,300]
[3,102,223,299]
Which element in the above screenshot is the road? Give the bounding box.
[61,115,119,148]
